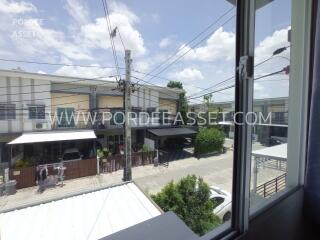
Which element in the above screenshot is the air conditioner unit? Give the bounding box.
[33,122,49,130]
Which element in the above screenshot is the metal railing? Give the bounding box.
[256,173,287,198]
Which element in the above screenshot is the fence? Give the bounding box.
[100,151,156,173]
[9,158,97,189]
[256,173,287,198]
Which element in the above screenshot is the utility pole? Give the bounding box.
[123,49,132,181]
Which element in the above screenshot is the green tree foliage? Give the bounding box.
[194,128,225,155]
[151,175,221,236]
[167,81,188,124]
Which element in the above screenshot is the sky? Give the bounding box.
[0,0,291,103]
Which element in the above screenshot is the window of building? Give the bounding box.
[0,104,16,120]
[57,107,75,127]
[28,105,45,119]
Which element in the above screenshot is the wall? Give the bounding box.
[98,95,123,109]
[240,189,310,240]
[131,88,159,109]
[0,76,51,134]
[51,93,89,128]
[159,99,177,114]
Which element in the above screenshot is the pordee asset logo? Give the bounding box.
[47,111,276,126]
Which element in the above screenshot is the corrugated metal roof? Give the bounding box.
[8,130,96,144]
[0,182,161,240]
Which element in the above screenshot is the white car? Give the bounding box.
[61,148,83,161]
[210,186,232,222]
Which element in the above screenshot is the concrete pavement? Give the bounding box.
[0,149,283,212]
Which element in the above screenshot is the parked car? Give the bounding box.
[210,186,232,222]
[61,148,83,161]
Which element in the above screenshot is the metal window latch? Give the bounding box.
[239,56,253,80]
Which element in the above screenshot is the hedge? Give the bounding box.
[194,128,225,155]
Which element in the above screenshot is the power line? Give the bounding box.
[138,14,236,84]
[187,46,291,99]
[0,74,116,89]
[0,57,200,86]
[116,27,126,52]
[188,67,289,100]
[3,77,120,105]
[135,6,235,84]
[0,75,117,96]
[101,0,121,81]
[8,81,189,113]
[0,58,120,69]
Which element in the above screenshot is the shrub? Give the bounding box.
[194,128,225,155]
[97,148,110,158]
[14,158,36,168]
[151,175,221,236]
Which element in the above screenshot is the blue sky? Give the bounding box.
[0,0,291,102]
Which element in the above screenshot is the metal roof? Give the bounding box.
[8,130,96,144]
[100,212,198,240]
[148,127,197,137]
[0,182,161,240]
[251,143,287,161]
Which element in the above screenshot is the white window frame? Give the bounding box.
[201,0,312,239]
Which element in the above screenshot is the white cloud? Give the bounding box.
[80,1,146,56]
[184,84,202,97]
[159,37,171,49]
[0,0,36,14]
[10,18,92,60]
[134,60,150,73]
[170,68,204,82]
[181,27,235,62]
[255,27,290,63]
[37,70,46,74]
[55,63,115,80]
[64,0,89,25]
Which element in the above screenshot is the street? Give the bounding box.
[0,149,283,212]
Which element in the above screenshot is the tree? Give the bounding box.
[194,128,225,156]
[203,93,213,106]
[167,81,188,124]
[151,175,221,236]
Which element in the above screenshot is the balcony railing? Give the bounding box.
[256,173,287,198]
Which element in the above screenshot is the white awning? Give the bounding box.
[8,130,96,144]
[0,182,161,240]
[251,143,287,161]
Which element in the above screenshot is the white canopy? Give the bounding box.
[0,182,161,240]
[251,143,287,161]
[8,130,96,144]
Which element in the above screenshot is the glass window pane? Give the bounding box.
[249,0,304,213]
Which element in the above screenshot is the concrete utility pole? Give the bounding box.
[123,49,132,181]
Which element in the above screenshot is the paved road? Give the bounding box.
[134,151,234,194]
[0,149,283,212]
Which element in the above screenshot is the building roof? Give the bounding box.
[148,127,197,137]
[8,130,96,144]
[100,212,198,240]
[0,69,183,94]
[0,182,161,240]
[189,96,288,107]
[251,143,287,161]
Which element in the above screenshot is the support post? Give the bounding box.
[123,50,132,181]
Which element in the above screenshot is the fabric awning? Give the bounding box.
[8,130,96,145]
[148,127,197,137]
